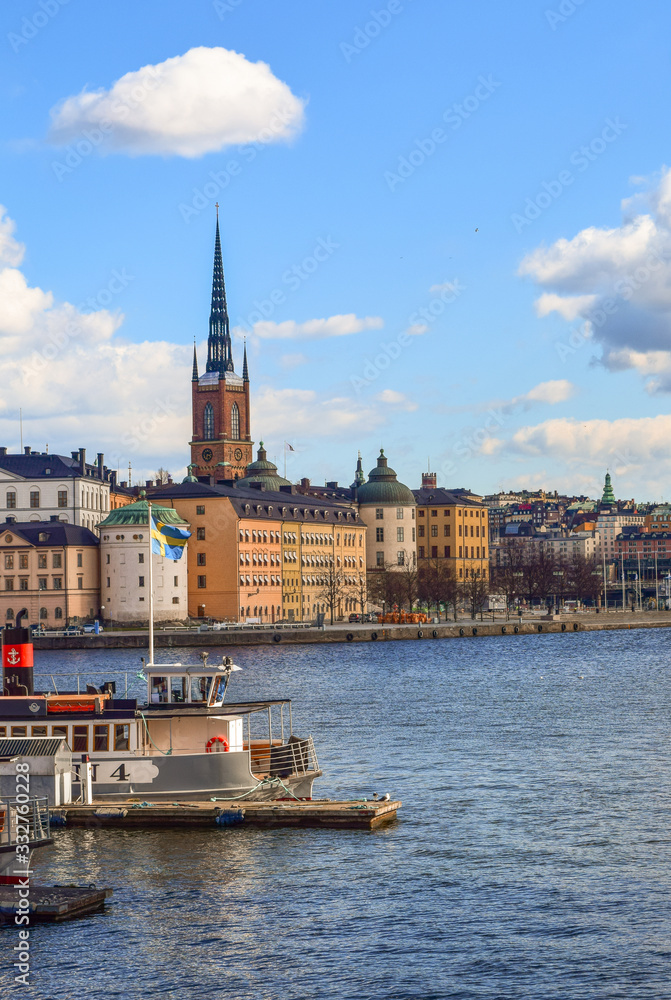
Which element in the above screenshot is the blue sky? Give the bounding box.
[2,0,671,499]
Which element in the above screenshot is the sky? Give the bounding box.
[1,0,671,501]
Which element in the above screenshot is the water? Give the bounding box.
[3,629,671,999]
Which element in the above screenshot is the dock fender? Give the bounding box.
[537,624,543,632]
[459,627,465,636]
[432,630,438,638]
[561,623,567,631]
[371,631,378,640]
[472,627,478,636]
[346,632,354,641]
[573,623,579,631]
[501,626,507,634]
[513,625,519,634]
[417,630,423,638]
[273,633,282,642]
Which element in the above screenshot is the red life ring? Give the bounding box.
[206,736,229,753]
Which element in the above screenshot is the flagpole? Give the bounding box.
[284,443,287,480]
[147,499,154,666]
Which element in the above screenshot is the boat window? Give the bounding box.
[190,676,213,703]
[11,726,27,737]
[32,726,47,737]
[0,727,6,738]
[209,675,226,705]
[150,677,169,704]
[171,676,188,703]
[94,725,108,751]
[52,726,68,743]
[73,726,88,753]
[114,724,130,751]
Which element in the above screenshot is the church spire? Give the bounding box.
[242,338,249,382]
[206,203,233,378]
[191,339,199,382]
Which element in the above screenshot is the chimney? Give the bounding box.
[97,453,104,480]
[326,481,338,489]
[24,446,31,455]
[145,480,152,488]
[71,451,78,461]
[79,447,86,476]
[109,470,117,489]
[300,478,310,489]
[422,471,437,489]
[0,447,6,456]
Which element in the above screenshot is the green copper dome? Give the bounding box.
[356,449,415,506]
[601,472,616,505]
[99,499,188,528]
[235,442,292,489]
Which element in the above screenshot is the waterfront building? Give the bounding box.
[357,450,417,572]
[0,447,114,531]
[645,504,671,533]
[155,482,366,622]
[615,528,671,601]
[413,485,489,581]
[98,500,189,625]
[190,212,253,481]
[0,522,99,627]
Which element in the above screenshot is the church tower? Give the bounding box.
[190,208,253,480]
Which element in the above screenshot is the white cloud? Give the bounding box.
[279,352,308,370]
[241,314,383,342]
[48,47,305,158]
[0,207,25,266]
[374,389,418,411]
[519,168,671,391]
[405,323,429,336]
[253,386,384,438]
[521,379,576,405]
[508,414,671,468]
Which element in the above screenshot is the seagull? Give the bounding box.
[380,793,390,802]
[475,228,479,232]
[372,792,379,800]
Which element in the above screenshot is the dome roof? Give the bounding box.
[235,443,292,489]
[99,498,188,528]
[356,449,415,506]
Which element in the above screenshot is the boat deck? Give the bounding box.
[53,798,401,831]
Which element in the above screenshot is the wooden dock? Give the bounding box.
[0,884,111,923]
[52,798,401,831]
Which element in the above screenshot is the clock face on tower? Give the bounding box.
[234,448,243,461]
[201,448,213,462]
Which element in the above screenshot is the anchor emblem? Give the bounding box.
[6,647,20,665]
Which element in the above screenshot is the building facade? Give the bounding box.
[0,522,100,627]
[357,450,417,571]
[98,500,189,624]
[413,487,489,582]
[190,213,253,481]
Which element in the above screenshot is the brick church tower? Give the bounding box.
[190,209,253,480]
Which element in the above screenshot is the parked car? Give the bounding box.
[362,613,377,623]
[348,613,362,623]
[64,625,83,636]
[82,622,104,634]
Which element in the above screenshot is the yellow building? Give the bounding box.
[413,487,489,581]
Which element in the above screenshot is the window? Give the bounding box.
[53,577,62,590]
[38,554,47,569]
[231,402,240,440]
[375,508,383,520]
[19,554,27,569]
[172,597,180,604]
[418,510,425,517]
[418,525,425,537]
[431,546,438,558]
[105,554,110,564]
[39,606,48,618]
[444,546,451,557]
[376,527,384,542]
[418,546,425,558]
[4,579,13,591]
[412,528,415,541]
[19,579,27,591]
[197,527,205,540]
[94,725,108,752]
[32,726,47,737]
[52,725,67,741]
[397,551,405,565]
[78,578,83,590]
[197,575,206,589]
[396,508,404,519]
[77,553,83,567]
[174,576,178,586]
[30,491,40,508]
[376,551,384,567]
[5,608,12,620]
[431,510,437,517]
[196,505,205,516]
[6,491,15,509]
[11,726,27,738]
[73,726,88,753]
[4,555,12,570]
[197,553,206,566]
[203,402,215,440]
[58,490,67,508]
[444,525,450,537]
[54,607,62,619]
[114,724,130,751]
[53,553,62,568]
[397,527,404,542]
[38,579,47,591]
[139,576,145,587]
[431,525,438,537]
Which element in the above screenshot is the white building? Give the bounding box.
[356,450,417,571]
[0,447,113,531]
[98,499,189,625]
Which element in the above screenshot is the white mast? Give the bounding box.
[147,498,154,666]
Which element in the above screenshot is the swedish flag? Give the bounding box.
[151,515,190,560]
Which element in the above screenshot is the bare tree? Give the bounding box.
[353,573,368,615]
[367,565,405,611]
[460,571,490,619]
[315,567,352,625]
[154,467,171,485]
[419,560,459,620]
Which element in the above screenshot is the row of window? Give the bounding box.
[417,546,487,559]
[0,723,130,752]
[2,552,84,569]
[418,508,486,518]
[375,527,416,543]
[375,551,409,566]
[5,607,68,620]
[417,524,483,538]
[105,553,144,564]
[4,577,73,591]
[203,402,240,441]
[374,507,416,520]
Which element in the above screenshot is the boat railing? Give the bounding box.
[246,736,319,778]
[0,795,51,850]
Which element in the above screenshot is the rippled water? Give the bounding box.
[3,629,671,999]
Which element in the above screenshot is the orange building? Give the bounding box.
[413,487,489,582]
